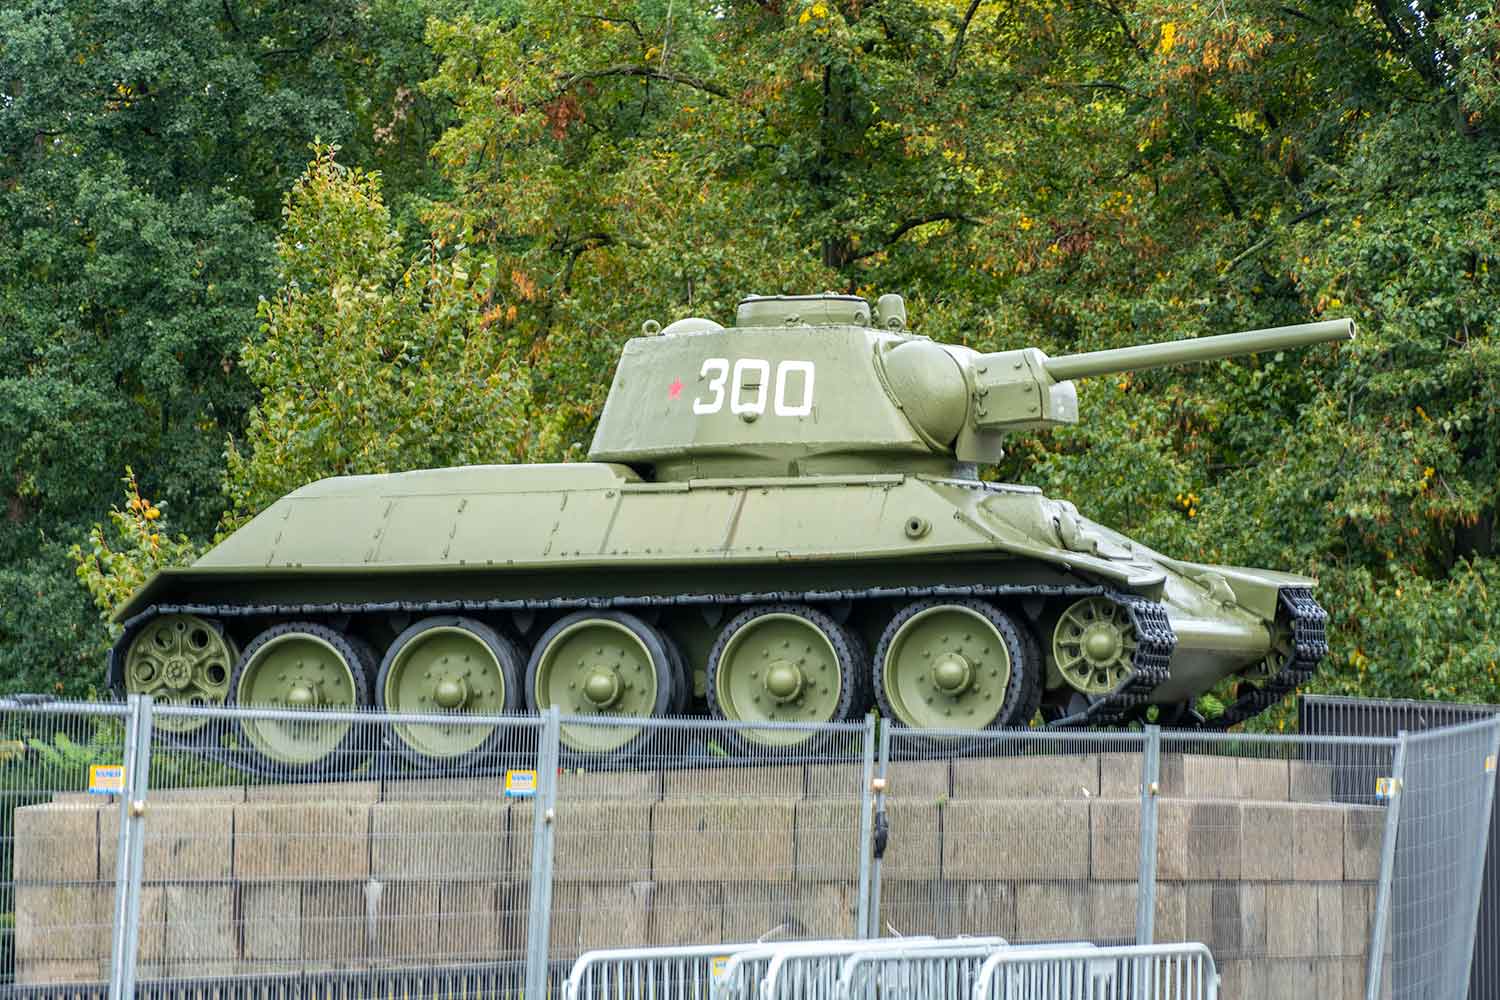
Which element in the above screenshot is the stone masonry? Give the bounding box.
[15,752,1385,999]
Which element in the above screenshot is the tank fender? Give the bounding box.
[923,483,1168,593]
[1158,557,1314,621]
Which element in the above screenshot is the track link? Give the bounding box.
[1205,587,1328,731]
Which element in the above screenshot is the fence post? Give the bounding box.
[855,713,877,939]
[1457,718,1500,1000]
[108,694,154,1000]
[524,707,561,999]
[1135,724,1161,946]
[865,719,892,939]
[1366,730,1408,1000]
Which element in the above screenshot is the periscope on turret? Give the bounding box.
[108,293,1353,768]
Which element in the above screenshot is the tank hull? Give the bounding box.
[112,464,1312,717]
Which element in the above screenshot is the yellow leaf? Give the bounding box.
[1158,22,1176,55]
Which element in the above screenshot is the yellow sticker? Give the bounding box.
[710,956,729,978]
[1375,776,1400,800]
[88,764,125,795]
[1486,755,1496,773]
[504,770,538,798]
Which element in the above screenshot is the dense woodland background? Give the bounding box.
[3,0,1498,721]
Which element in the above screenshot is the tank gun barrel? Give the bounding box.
[1042,319,1355,382]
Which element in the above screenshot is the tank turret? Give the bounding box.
[588,294,1353,479]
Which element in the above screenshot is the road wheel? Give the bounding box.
[707,604,860,752]
[874,599,1033,740]
[377,616,523,768]
[123,614,236,733]
[231,621,370,772]
[1052,597,1136,696]
[526,611,675,758]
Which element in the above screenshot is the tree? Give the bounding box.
[417,0,1500,714]
[1,0,450,693]
[223,146,531,521]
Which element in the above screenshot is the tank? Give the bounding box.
[107,293,1353,768]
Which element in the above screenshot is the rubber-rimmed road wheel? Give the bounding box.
[377,616,524,768]
[874,599,1033,739]
[525,611,675,758]
[123,614,237,733]
[231,621,370,772]
[707,604,860,752]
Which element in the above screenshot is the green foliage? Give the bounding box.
[0,0,452,690]
[70,470,201,622]
[223,146,532,521]
[18,0,1500,721]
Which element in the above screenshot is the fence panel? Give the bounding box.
[832,941,1031,1000]
[873,728,1148,945]
[132,703,545,992]
[564,942,765,1000]
[1151,731,1396,1000]
[972,942,1218,1000]
[758,935,1008,1000]
[0,700,133,990]
[6,695,1497,999]
[1381,718,1500,1000]
[545,714,872,969]
[1302,694,1500,1000]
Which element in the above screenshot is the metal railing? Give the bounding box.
[1,695,1496,999]
[972,942,1218,1000]
[563,943,762,1000]
[753,936,1009,1000]
[833,942,1086,1000]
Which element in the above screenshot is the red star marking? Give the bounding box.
[668,377,684,400]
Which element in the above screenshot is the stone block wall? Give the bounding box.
[15,753,1385,998]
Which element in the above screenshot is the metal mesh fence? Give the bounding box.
[132,702,545,987]
[547,715,873,965]
[1302,694,1500,1000]
[3,695,1496,998]
[0,702,132,989]
[873,728,1150,945]
[1378,718,1500,1000]
[1151,731,1397,1000]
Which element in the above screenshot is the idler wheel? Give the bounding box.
[122,614,237,733]
[874,599,1034,736]
[230,621,370,772]
[525,611,675,757]
[706,603,862,751]
[1052,597,1137,696]
[377,615,524,768]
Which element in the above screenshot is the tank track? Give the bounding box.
[113,585,1321,764]
[1048,596,1177,729]
[1204,586,1328,731]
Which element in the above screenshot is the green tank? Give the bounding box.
[108,293,1353,766]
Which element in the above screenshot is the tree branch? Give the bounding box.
[1217,203,1327,280]
[849,213,980,262]
[1048,79,1147,99]
[554,65,728,100]
[943,0,985,84]
[1094,0,1147,62]
[1205,161,1241,220]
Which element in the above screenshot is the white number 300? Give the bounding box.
[692,358,816,417]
